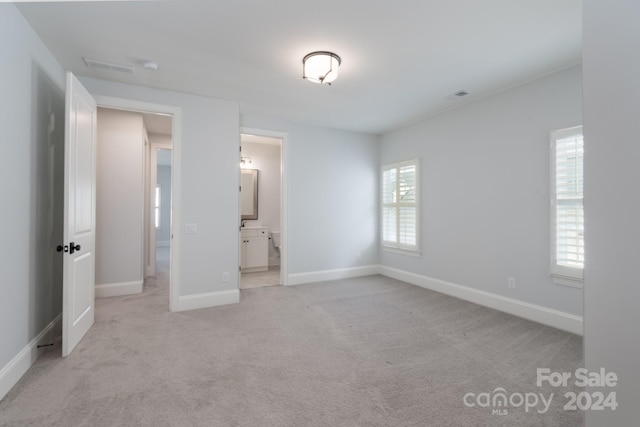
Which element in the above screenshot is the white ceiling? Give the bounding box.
[17,0,582,135]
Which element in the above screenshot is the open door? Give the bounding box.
[61,72,97,357]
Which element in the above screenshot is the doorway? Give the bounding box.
[239,128,287,289]
[144,118,173,281]
[95,107,173,303]
[151,147,172,279]
[93,96,181,311]
[144,144,172,299]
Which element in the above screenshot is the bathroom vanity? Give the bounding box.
[240,227,268,272]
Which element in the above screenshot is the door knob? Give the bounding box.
[56,245,69,253]
[69,242,81,254]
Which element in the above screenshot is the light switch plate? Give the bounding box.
[185,223,197,234]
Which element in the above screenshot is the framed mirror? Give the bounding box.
[241,169,258,220]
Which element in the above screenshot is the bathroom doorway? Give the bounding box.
[239,130,286,289]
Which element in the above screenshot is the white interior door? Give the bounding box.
[62,72,97,357]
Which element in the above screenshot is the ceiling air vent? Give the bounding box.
[83,58,135,74]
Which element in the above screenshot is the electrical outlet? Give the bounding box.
[222,272,230,282]
[507,277,516,290]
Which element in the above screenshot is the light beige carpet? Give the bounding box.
[0,265,583,426]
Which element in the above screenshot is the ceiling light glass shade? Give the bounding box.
[302,51,341,85]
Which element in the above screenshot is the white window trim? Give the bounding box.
[383,246,422,257]
[381,158,420,256]
[550,126,583,288]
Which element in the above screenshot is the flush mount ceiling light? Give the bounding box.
[302,51,341,85]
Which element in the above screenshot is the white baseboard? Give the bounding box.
[285,264,582,334]
[380,266,583,335]
[177,289,239,312]
[0,314,61,401]
[287,265,380,286]
[156,241,170,248]
[95,280,143,298]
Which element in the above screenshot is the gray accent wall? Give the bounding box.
[0,4,66,372]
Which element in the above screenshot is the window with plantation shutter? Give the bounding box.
[550,126,583,286]
[382,159,419,254]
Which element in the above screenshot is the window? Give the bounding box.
[155,185,161,229]
[382,159,419,254]
[550,126,583,286]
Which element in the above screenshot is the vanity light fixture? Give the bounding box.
[302,51,341,85]
[240,157,252,168]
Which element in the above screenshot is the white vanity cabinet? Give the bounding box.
[241,227,268,272]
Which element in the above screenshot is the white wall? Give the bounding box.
[80,77,240,299]
[95,108,145,287]
[583,1,640,425]
[0,3,66,397]
[240,116,380,275]
[380,65,583,318]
